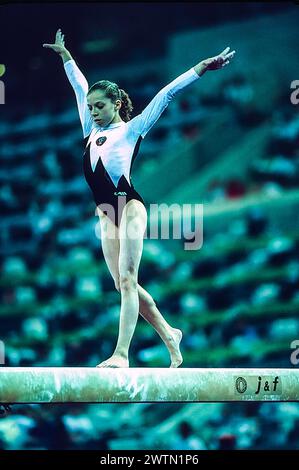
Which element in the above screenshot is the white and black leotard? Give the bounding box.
[64,59,200,227]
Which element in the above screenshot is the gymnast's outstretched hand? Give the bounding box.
[194,47,236,76]
[43,29,73,63]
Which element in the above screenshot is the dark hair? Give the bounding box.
[87,80,133,122]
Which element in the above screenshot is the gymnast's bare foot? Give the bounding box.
[168,328,183,368]
[96,354,129,368]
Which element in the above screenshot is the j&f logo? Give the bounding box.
[0,64,5,104]
[235,376,282,397]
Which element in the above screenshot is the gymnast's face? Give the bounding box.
[87,90,121,127]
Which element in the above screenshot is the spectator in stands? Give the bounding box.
[43,29,235,368]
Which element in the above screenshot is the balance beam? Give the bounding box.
[0,368,298,403]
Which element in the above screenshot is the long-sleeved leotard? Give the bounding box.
[64,59,200,226]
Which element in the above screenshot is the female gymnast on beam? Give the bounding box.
[43,29,235,368]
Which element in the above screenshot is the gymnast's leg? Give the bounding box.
[137,285,182,367]
[96,203,182,367]
[97,199,147,367]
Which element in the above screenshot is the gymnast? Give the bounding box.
[43,29,235,367]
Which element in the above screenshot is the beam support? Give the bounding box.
[0,368,298,403]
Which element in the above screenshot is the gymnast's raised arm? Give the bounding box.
[130,47,236,139]
[43,29,93,137]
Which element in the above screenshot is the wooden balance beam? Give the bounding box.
[0,368,298,403]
